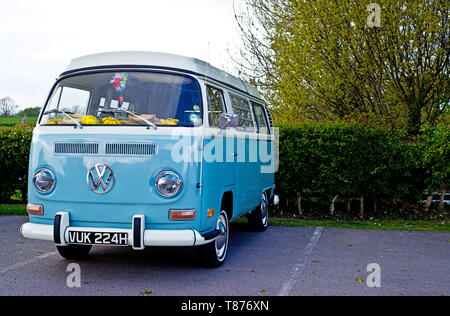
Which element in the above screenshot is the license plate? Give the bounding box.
[67,231,129,246]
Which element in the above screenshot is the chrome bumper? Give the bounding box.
[20,212,214,249]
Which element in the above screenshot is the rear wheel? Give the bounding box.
[198,210,229,267]
[56,245,92,260]
[248,192,269,232]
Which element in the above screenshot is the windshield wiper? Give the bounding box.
[99,109,157,130]
[43,109,83,129]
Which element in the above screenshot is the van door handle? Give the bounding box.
[232,153,238,157]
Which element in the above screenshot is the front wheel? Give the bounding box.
[248,192,269,232]
[56,245,92,260]
[198,210,229,267]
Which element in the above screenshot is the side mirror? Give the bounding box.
[218,113,239,130]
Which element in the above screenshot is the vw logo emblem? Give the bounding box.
[87,164,115,194]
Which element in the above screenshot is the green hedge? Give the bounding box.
[0,121,448,219]
[0,125,33,202]
[276,120,449,219]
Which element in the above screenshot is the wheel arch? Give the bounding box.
[221,191,233,221]
[262,186,274,201]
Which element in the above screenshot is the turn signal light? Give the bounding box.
[208,209,215,218]
[169,210,196,221]
[27,204,43,215]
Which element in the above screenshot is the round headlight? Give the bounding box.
[155,171,183,197]
[33,169,56,194]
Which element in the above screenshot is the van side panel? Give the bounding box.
[200,132,274,224]
[235,134,261,215]
[200,132,236,229]
[258,136,275,198]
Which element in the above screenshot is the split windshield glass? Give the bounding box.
[40,71,203,127]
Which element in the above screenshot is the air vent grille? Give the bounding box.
[54,142,99,155]
[105,143,157,156]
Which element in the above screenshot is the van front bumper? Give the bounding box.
[20,212,216,249]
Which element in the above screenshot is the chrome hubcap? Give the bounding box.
[215,213,228,260]
[261,194,268,227]
[218,222,226,236]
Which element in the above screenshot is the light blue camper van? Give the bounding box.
[21,52,278,267]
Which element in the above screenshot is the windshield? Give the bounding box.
[40,72,203,127]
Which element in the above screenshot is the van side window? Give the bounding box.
[206,85,226,128]
[265,106,274,134]
[252,102,269,134]
[230,94,255,131]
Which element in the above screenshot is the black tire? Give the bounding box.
[56,245,92,260]
[198,210,229,268]
[248,192,269,232]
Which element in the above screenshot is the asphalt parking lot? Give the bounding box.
[1,216,449,296]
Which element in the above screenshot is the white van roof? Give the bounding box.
[64,51,263,100]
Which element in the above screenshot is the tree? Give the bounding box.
[17,107,42,117]
[232,0,281,105]
[235,0,449,134]
[0,97,18,117]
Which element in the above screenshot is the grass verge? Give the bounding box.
[0,116,38,125]
[0,204,27,216]
[1,205,449,232]
[234,217,450,232]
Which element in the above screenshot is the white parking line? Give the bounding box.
[278,227,324,296]
[0,252,57,274]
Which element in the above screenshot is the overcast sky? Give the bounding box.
[0,0,245,110]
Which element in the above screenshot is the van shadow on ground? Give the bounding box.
[79,221,257,269]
